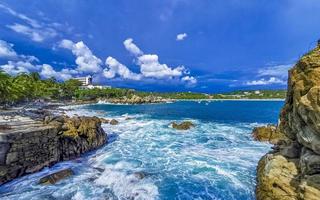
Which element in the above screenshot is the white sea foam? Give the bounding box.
[0,102,274,200]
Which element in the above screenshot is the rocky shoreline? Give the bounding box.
[0,108,107,185]
[255,44,320,199]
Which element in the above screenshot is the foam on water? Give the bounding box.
[0,101,282,200]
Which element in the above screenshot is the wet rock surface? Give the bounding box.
[256,44,320,199]
[0,110,107,185]
[39,168,74,185]
[171,121,195,130]
[252,125,287,144]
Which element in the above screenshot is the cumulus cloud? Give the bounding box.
[0,40,18,58]
[137,54,185,78]
[59,39,102,73]
[40,64,74,81]
[123,38,191,81]
[176,33,188,41]
[104,56,142,80]
[0,39,76,81]
[245,77,286,86]
[123,38,143,56]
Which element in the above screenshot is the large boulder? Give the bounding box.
[256,154,299,200]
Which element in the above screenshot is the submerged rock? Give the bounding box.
[171,121,195,130]
[133,171,147,179]
[39,168,74,184]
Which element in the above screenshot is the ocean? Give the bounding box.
[0,100,284,200]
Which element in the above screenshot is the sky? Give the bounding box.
[0,0,320,93]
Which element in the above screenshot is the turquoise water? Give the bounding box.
[0,100,283,200]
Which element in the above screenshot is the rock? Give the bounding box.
[0,124,11,130]
[0,114,107,185]
[133,172,146,179]
[39,168,74,184]
[99,118,110,123]
[171,121,195,130]
[256,44,320,199]
[252,125,287,144]
[300,147,320,176]
[299,174,320,199]
[256,153,300,200]
[110,119,119,125]
[278,141,301,159]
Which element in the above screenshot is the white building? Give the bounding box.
[73,75,92,86]
[73,75,111,89]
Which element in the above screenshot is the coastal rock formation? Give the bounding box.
[252,125,287,144]
[171,121,195,130]
[256,44,320,199]
[0,112,107,185]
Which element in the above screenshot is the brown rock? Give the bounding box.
[110,119,119,125]
[171,121,195,130]
[39,168,74,184]
[256,153,300,200]
[252,125,287,144]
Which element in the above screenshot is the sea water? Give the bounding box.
[0,100,284,200]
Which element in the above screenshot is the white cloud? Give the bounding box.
[7,23,57,42]
[59,39,102,73]
[0,40,18,58]
[182,76,197,85]
[104,56,142,80]
[123,38,143,56]
[176,33,188,41]
[258,64,292,79]
[0,39,76,81]
[0,4,60,42]
[245,77,287,86]
[40,64,74,81]
[137,54,185,78]
[123,38,190,80]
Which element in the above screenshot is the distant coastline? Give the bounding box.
[175,98,285,101]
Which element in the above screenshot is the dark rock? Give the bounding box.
[39,168,74,184]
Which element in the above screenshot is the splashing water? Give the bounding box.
[0,101,283,200]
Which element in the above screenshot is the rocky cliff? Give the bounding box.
[256,44,320,199]
[0,112,106,185]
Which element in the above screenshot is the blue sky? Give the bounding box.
[0,0,320,92]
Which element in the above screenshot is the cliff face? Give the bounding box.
[0,114,106,185]
[256,45,320,199]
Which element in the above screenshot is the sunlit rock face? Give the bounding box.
[256,45,320,200]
